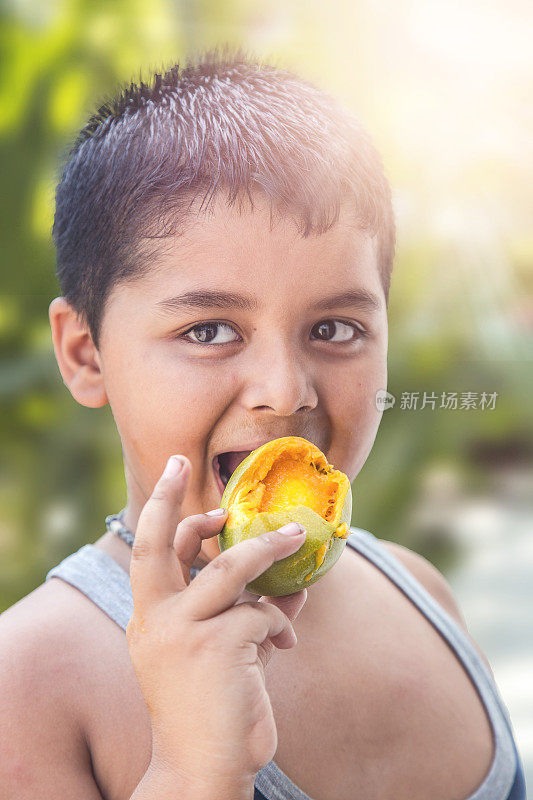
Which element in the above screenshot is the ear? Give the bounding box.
[48,297,108,408]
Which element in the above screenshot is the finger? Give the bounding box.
[219,600,298,652]
[183,524,307,621]
[173,509,228,584]
[234,588,263,606]
[255,590,308,670]
[258,588,308,626]
[130,455,189,609]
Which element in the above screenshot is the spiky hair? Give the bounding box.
[53,44,395,349]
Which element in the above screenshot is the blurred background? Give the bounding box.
[1,0,532,786]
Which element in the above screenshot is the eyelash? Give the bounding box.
[178,319,368,347]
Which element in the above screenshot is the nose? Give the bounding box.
[241,340,318,417]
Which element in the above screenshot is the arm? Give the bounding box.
[0,615,105,800]
[129,761,255,800]
[1,684,251,800]
[0,608,254,800]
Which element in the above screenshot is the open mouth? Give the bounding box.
[212,451,253,497]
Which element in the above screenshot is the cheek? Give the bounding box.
[106,347,235,463]
[328,353,387,479]
[332,348,386,413]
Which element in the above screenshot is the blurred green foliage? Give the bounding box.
[1,0,531,612]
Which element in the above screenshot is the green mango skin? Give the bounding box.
[217,443,353,597]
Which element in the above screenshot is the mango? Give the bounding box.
[218,436,352,596]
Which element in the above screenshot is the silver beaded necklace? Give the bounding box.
[104,509,134,547]
[104,509,205,577]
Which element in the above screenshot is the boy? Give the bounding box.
[0,46,525,799]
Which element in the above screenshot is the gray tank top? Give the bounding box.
[45,526,526,800]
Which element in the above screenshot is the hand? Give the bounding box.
[126,454,308,789]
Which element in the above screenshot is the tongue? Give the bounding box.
[225,450,253,476]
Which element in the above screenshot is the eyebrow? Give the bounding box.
[155,288,381,315]
[313,289,381,312]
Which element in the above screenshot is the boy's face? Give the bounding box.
[66,191,388,563]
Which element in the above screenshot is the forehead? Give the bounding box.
[130,190,384,306]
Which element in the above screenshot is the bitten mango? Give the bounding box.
[218,436,352,596]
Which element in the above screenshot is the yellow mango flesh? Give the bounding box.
[258,455,338,521]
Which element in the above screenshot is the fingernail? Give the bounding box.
[163,455,184,478]
[277,523,306,536]
[206,507,226,516]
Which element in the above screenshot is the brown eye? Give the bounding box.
[182,322,240,345]
[311,319,365,342]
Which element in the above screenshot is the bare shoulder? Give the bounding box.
[378,540,467,626]
[0,579,105,798]
[378,539,495,676]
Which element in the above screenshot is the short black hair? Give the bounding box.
[53,44,395,351]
